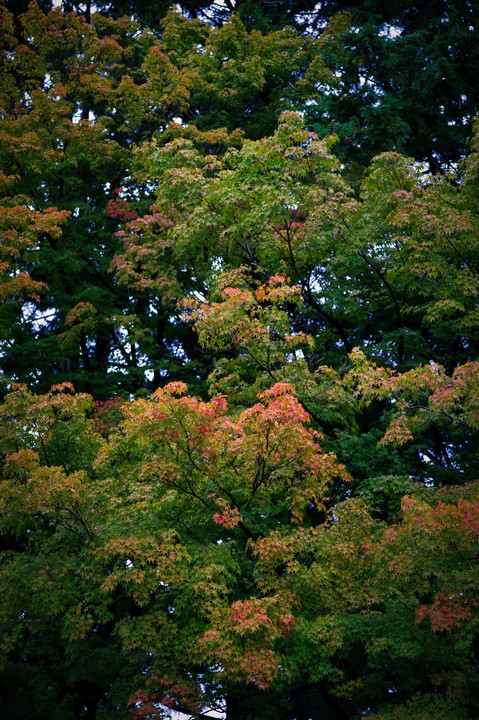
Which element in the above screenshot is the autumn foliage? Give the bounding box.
[0,2,478,719]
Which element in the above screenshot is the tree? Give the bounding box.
[0,371,477,718]
[0,3,153,396]
[3,2,477,398]
[305,0,479,176]
[1,3,478,718]
[49,0,479,175]
[127,111,479,375]
[0,3,347,397]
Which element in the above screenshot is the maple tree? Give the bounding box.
[1,1,478,398]
[0,377,478,718]
[0,2,350,397]
[129,111,479,400]
[0,2,478,719]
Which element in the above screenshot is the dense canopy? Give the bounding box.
[0,2,478,719]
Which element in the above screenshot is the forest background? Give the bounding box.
[1,0,479,718]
